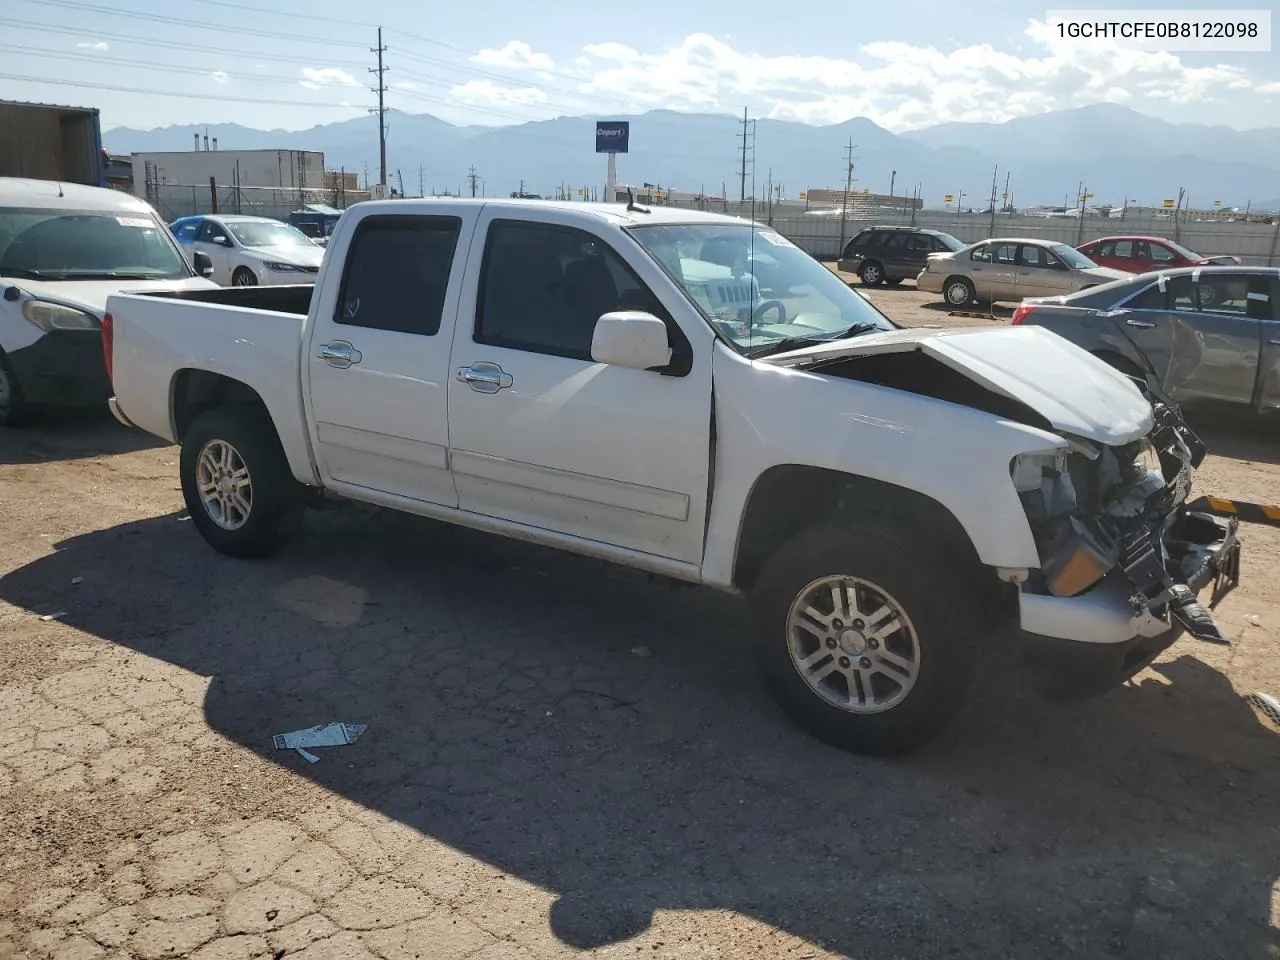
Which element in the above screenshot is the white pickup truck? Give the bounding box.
[103,198,1241,755]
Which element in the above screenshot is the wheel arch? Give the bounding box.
[732,464,1005,609]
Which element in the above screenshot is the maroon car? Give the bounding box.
[1077,235,1242,274]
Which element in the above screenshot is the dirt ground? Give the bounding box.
[2,280,1279,960]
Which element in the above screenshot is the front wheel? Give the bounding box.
[751,523,979,755]
[180,406,304,558]
[944,276,976,307]
[859,261,884,286]
[232,267,258,287]
[0,350,29,427]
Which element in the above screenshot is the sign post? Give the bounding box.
[595,120,630,202]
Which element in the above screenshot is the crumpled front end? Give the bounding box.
[1011,391,1241,700]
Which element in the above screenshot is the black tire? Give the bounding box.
[180,405,304,558]
[232,267,258,287]
[943,276,976,307]
[859,261,885,286]
[751,523,979,755]
[0,349,30,428]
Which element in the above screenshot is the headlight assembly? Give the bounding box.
[262,261,300,272]
[21,300,100,331]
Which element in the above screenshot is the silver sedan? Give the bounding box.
[917,237,1128,307]
[1011,266,1280,414]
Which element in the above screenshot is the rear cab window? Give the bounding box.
[335,214,462,336]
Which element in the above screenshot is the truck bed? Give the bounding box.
[137,284,315,317]
[106,288,316,484]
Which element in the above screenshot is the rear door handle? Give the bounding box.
[317,340,361,368]
[1126,319,1156,329]
[456,361,513,394]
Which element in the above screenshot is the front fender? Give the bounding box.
[701,350,1068,590]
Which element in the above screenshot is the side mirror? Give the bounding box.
[193,251,215,278]
[211,235,229,246]
[590,311,672,371]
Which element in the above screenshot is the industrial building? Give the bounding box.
[129,145,338,220]
[0,99,104,185]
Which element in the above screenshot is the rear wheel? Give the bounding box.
[0,350,29,427]
[232,267,258,287]
[180,406,304,558]
[751,523,980,755]
[859,261,884,286]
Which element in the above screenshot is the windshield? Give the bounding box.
[0,207,191,281]
[932,232,966,252]
[1050,243,1099,270]
[226,221,316,248]
[1162,238,1203,260]
[628,223,895,357]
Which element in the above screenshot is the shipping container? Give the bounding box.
[0,100,104,186]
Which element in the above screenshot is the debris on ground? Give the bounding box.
[272,722,368,763]
[630,645,652,658]
[38,612,66,621]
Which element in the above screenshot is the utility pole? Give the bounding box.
[418,164,424,198]
[889,169,896,197]
[737,108,755,205]
[987,164,998,238]
[467,165,479,197]
[837,138,856,257]
[369,27,388,189]
[1173,186,1185,242]
[1002,171,1010,212]
[1075,181,1087,245]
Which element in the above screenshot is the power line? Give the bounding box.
[0,44,371,91]
[0,72,364,109]
[0,17,370,67]
[15,0,367,47]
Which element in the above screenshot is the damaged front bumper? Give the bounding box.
[1013,393,1242,701]
[1018,510,1240,701]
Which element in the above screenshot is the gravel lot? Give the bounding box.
[2,280,1279,960]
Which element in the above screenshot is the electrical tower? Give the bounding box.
[468,165,480,197]
[737,108,756,204]
[369,27,388,189]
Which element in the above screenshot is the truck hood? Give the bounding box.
[766,325,1154,445]
[9,276,220,318]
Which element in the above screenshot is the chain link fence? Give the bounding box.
[143,183,372,223]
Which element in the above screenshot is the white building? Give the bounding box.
[130,148,326,197]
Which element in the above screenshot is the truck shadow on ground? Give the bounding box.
[0,407,165,466]
[3,508,1280,958]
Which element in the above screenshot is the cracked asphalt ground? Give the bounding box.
[3,283,1280,960]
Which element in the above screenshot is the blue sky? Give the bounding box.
[3,0,1278,133]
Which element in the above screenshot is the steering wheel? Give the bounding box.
[751,299,787,326]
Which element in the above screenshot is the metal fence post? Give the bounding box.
[1268,218,1280,267]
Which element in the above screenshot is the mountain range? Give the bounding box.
[102,104,1280,210]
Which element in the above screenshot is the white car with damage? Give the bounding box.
[102,199,1242,754]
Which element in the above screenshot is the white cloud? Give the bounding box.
[76,41,107,50]
[472,41,554,72]
[393,81,417,91]
[299,67,359,90]
[210,71,229,84]
[450,80,548,107]
[254,64,269,72]
[1258,81,1280,94]
[572,24,1253,130]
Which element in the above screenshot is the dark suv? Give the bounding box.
[838,226,965,286]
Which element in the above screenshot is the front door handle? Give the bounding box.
[318,340,361,368]
[1125,318,1156,329]
[456,361,513,394]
